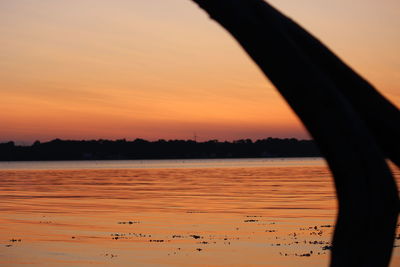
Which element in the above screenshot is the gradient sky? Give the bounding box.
[1,0,399,143]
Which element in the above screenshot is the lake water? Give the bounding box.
[0,158,398,267]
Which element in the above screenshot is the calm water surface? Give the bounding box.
[0,158,398,267]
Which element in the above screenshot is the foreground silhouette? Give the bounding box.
[192,0,400,266]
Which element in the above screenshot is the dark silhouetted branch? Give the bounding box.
[192,0,399,266]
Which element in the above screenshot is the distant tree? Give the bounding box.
[33,140,41,146]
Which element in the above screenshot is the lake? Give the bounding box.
[0,158,398,266]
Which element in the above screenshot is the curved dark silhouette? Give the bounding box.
[192,0,399,266]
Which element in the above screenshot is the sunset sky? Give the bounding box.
[1,0,399,144]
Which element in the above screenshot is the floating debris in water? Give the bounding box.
[309,240,329,245]
[111,233,126,240]
[118,221,140,224]
[104,253,118,258]
[244,219,259,223]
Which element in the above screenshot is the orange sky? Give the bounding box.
[1,0,399,143]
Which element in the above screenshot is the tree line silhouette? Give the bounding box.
[0,138,320,161]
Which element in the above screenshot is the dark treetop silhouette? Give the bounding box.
[0,138,320,161]
[192,0,400,266]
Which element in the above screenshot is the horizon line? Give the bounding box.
[2,136,314,147]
